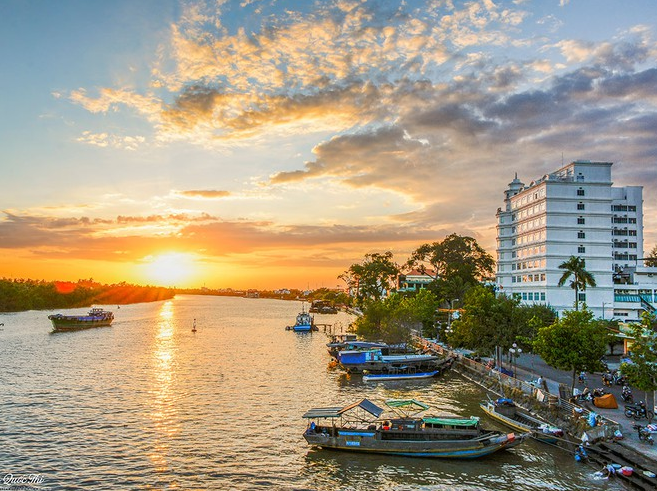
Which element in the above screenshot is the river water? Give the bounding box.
[0,295,624,490]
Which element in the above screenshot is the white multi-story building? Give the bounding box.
[496,160,655,321]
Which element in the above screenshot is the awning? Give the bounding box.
[302,399,384,419]
[385,399,430,411]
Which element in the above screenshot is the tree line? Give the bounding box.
[340,234,657,401]
[0,278,174,312]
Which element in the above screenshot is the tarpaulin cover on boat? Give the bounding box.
[593,393,618,409]
[385,399,430,411]
[423,417,480,427]
[302,399,384,419]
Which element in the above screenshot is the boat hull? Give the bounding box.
[363,370,439,382]
[293,325,313,332]
[479,402,560,443]
[304,429,525,459]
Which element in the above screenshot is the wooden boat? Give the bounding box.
[303,399,528,459]
[362,369,439,382]
[48,307,114,332]
[479,398,563,443]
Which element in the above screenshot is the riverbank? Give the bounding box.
[419,339,657,490]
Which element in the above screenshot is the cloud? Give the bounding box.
[175,189,231,199]
[77,131,146,150]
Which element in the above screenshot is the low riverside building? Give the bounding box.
[495,160,657,321]
[397,269,435,293]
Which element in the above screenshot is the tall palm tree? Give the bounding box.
[558,256,596,310]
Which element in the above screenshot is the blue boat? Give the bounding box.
[303,399,528,459]
[287,308,315,332]
[363,369,440,382]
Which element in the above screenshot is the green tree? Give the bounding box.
[646,245,657,267]
[447,285,518,356]
[621,312,657,417]
[557,256,596,310]
[406,234,495,286]
[339,251,400,304]
[351,292,429,345]
[533,308,608,392]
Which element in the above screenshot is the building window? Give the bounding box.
[577,202,585,210]
[578,231,586,239]
[577,188,585,196]
[578,293,586,302]
[578,246,586,253]
[540,292,546,301]
[577,217,585,224]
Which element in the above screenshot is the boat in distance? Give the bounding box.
[303,399,528,459]
[48,307,114,332]
[480,398,564,443]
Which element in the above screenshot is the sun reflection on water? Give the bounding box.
[148,300,180,474]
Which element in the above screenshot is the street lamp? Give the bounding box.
[447,299,459,331]
[509,342,522,378]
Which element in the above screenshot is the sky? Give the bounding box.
[1,0,657,290]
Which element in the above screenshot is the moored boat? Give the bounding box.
[303,398,528,459]
[48,307,114,332]
[286,308,315,332]
[336,348,446,373]
[362,369,440,382]
[480,398,563,443]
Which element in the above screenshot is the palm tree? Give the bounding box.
[558,256,596,310]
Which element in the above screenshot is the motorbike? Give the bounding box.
[621,385,634,404]
[591,387,607,398]
[624,401,655,421]
[613,371,626,386]
[602,371,613,387]
[632,423,654,445]
[578,371,587,384]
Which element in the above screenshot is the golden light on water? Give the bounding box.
[148,300,180,473]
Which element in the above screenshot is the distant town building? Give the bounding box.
[495,160,656,321]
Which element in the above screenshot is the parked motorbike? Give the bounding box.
[613,371,626,386]
[591,387,607,398]
[621,385,634,404]
[571,387,592,403]
[624,401,655,421]
[602,371,613,387]
[632,423,654,445]
[578,371,587,384]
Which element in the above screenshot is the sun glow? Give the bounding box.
[143,252,198,287]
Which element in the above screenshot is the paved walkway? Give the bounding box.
[509,352,657,462]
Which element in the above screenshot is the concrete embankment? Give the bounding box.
[418,339,657,490]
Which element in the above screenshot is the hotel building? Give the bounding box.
[495,160,656,321]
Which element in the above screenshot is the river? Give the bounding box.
[0,295,625,490]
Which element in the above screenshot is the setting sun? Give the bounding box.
[142,253,198,287]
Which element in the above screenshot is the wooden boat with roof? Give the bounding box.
[480,398,564,443]
[48,307,114,332]
[303,399,528,459]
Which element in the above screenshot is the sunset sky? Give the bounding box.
[1,0,657,289]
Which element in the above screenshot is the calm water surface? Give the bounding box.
[0,296,624,490]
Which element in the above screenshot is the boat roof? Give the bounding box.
[302,399,384,419]
[386,399,430,411]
